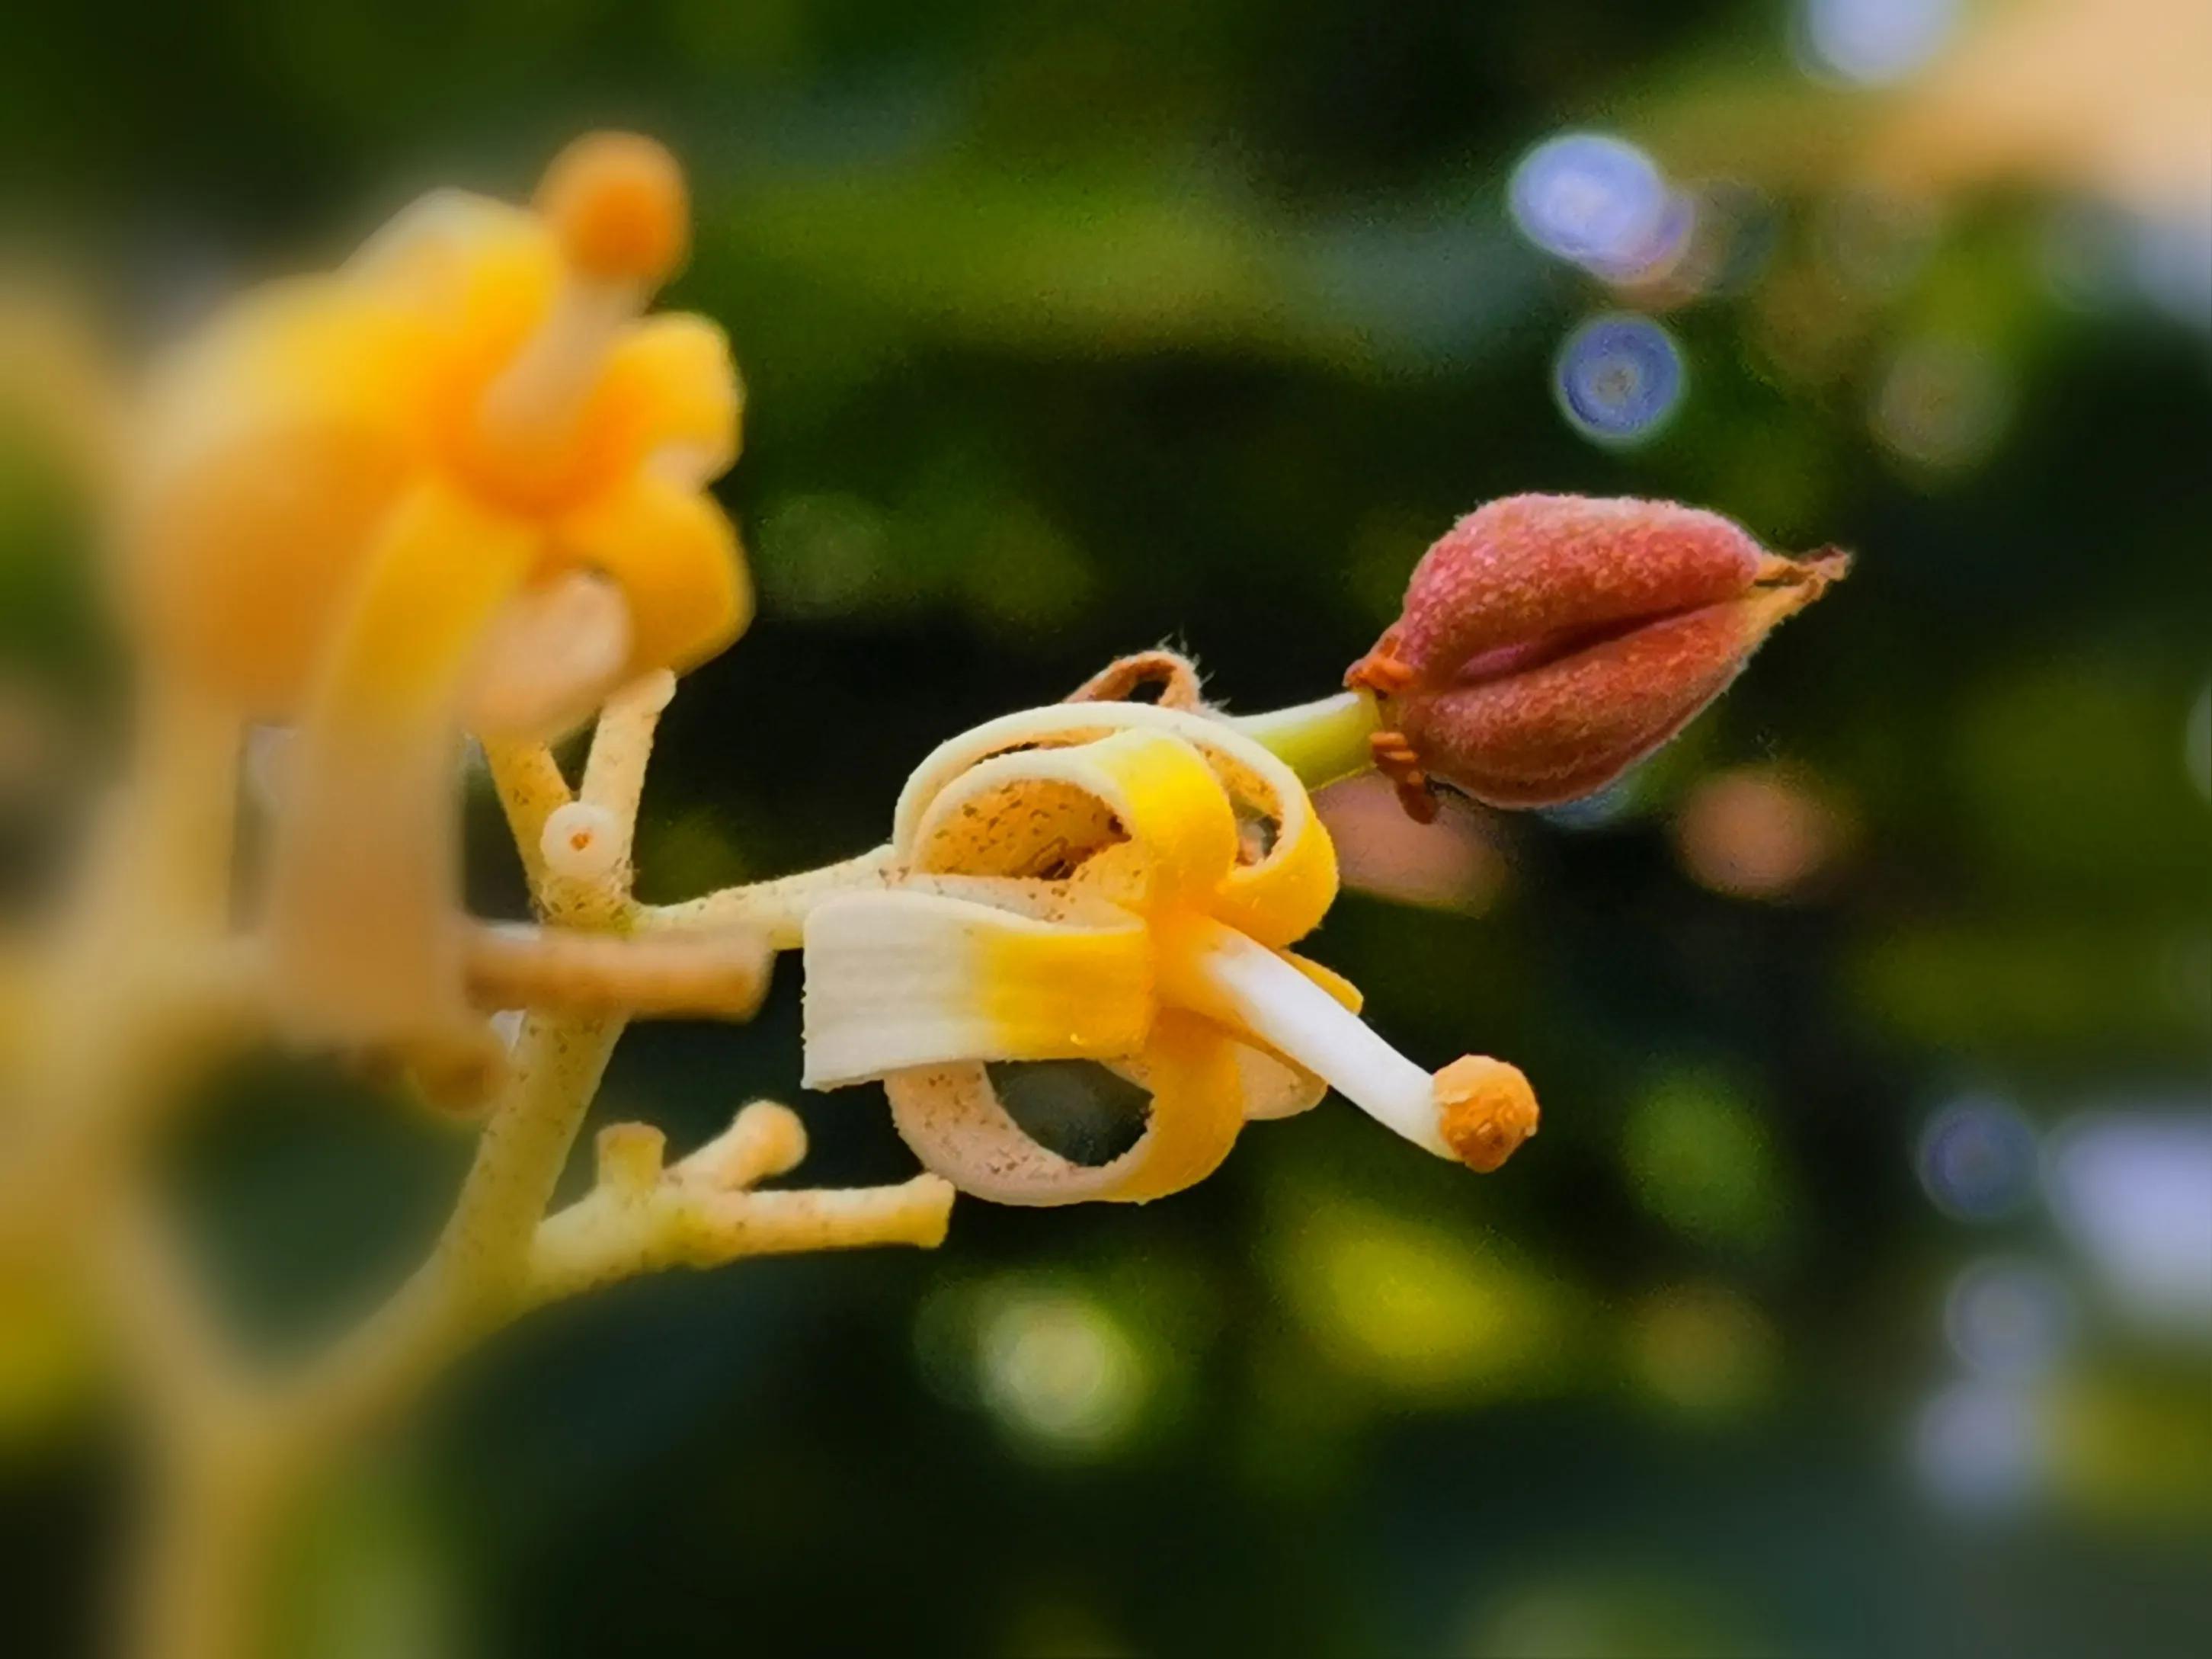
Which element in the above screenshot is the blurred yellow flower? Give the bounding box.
[802,703,1539,1203]
[127,131,746,722]
[118,133,750,1050]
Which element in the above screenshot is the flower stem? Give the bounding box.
[123,1455,279,1659]
[1225,689,1383,792]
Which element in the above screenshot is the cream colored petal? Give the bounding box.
[1224,1045,1329,1122]
[801,891,1152,1090]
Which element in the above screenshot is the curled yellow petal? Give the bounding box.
[888,701,1340,946]
[309,485,542,729]
[1200,738,1339,950]
[908,728,1238,906]
[1099,1014,1247,1199]
[595,312,743,488]
[1283,949,1363,1014]
[883,1013,1242,1206]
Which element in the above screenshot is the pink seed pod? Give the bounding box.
[1347,495,1849,820]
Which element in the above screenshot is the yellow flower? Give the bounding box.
[127,131,745,717]
[802,704,1539,1205]
[120,133,748,1049]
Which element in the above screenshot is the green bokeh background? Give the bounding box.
[3,2,2207,1655]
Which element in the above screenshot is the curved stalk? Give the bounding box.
[1225,688,1383,792]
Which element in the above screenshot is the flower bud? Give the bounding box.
[1347,495,1847,819]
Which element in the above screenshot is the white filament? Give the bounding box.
[1170,918,1450,1159]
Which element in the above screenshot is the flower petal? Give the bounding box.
[909,728,1238,907]
[345,189,559,376]
[1224,1045,1327,1121]
[1285,949,1364,1012]
[594,312,743,488]
[802,890,1151,1090]
[884,1013,1244,1205]
[303,482,543,729]
[555,475,751,676]
[889,702,1340,944]
[123,285,431,713]
[1202,736,1339,949]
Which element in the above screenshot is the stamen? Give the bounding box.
[538,132,690,287]
[1161,916,1459,1160]
[1433,1055,1539,1171]
[1346,641,1416,697]
[478,133,690,452]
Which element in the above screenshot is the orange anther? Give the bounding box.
[1346,642,1416,697]
[538,132,690,287]
[1367,728,1436,822]
[1434,1055,1538,1172]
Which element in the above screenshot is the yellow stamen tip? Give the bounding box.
[538,132,690,287]
[1433,1055,1539,1173]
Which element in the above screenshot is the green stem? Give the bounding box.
[1226,689,1385,791]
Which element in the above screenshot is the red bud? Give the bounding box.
[1349,495,1847,818]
